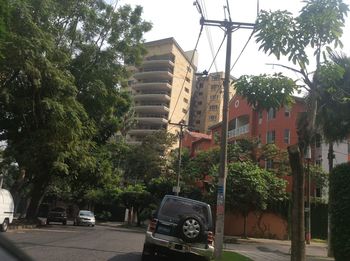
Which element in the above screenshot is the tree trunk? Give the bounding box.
[288,145,305,261]
[26,178,48,220]
[243,213,247,238]
[327,142,334,257]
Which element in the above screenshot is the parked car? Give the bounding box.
[0,188,14,232]
[46,207,67,225]
[74,210,95,226]
[142,195,214,261]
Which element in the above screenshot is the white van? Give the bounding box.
[0,188,14,232]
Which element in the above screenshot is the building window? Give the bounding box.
[196,111,201,115]
[209,115,217,121]
[209,105,218,111]
[284,129,290,144]
[211,85,219,90]
[198,92,203,96]
[199,83,203,88]
[197,101,202,105]
[196,120,200,124]
[185,87,189,93]
[182,108,187,114]
[210,95,218,100]
[285,106,291,117]
[183,98,188,103]
[185,77,190,83]
[211,74,220,81]
[267,130,275,144]
[187,66,192,73]
[268,108,276,120]
[266,159,274,169]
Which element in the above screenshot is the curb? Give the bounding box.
[9,224,38,230]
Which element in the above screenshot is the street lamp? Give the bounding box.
[305,146,312,244]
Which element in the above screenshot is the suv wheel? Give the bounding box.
[0,219,9,232]
[178,216,204,243]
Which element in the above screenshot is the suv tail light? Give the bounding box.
[207,231,214,245]
[148,219,157,233]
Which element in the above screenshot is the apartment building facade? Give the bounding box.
[127,38,197,143]
[189,72,235,134]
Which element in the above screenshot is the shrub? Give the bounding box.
[330,163,350,260]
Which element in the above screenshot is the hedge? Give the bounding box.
[330,163,350,260]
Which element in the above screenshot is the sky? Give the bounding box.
[120,0,350,81]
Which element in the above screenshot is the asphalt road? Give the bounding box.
[3,222,145,261]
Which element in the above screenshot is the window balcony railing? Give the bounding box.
[228,124,249,138]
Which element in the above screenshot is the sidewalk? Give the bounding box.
[224,237,334,261]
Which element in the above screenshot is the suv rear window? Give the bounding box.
[158,197,209,224]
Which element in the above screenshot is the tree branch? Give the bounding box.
[266,63,303,74]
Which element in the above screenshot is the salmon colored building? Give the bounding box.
[183,94,307,239]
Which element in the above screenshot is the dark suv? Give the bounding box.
[46,207,67,225]
[142,195,214,261]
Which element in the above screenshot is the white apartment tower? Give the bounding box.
[127,38,197,143]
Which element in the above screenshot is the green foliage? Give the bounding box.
[0,0,151,217]
[318,53,350,143]
[211,161,287,215]
[124,131,177,183]
[234,73,296,112]
[256,0,348,66]
[329,163,350,260]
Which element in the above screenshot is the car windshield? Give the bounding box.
[79,211,94,217]
[158,198,209,224]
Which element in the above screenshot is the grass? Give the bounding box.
[215,251,253,261]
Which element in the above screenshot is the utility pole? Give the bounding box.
[305,146,311,244]
[199,17,255,260]
[169,122,187,196]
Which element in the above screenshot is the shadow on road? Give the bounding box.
[107,253,207,261]
[256,246,289,256]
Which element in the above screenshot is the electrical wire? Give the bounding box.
[168,24,204,124]
[169,32,228,131]
[200,0,218,72]
[226,0,232,22]
[230,28,255,73]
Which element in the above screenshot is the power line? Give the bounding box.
[168,24,204,124]
[230,28,255,72]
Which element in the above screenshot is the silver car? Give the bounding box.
[74,210,95,226]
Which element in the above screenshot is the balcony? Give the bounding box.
[136,114,169,124]
[128,125,167,136]
[133,82,172,92]
[133,70,173,81]
[142,59,174,68]
[134,104,169,113]
[228,124,249,138]
[133,92,170,102]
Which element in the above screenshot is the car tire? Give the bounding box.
[63,220,67,225]
[178,215,204,243]
[141,243,155,261]
[0,219,9,232]
[46,220,50,225]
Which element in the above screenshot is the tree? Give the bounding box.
[318,53,350,171]
[0,0,151,218]
[124,131,177,183]
[211,161,286,238]
[252,1,349,259]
